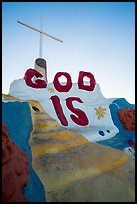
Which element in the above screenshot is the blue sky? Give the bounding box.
[2,2,135,104]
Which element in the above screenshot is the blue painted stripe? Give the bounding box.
[2,101,46,202]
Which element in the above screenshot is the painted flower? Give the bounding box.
[95,106,106,120]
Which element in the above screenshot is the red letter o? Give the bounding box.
[53,72,72,92]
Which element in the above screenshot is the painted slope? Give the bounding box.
[7,78,136,158]
[2,95,135,202]
[9,80,119,142]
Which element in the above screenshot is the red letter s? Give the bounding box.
[66,97,89,126]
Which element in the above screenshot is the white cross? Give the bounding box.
[17,19,63,58]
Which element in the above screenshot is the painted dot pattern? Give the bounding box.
[99,130,110,136]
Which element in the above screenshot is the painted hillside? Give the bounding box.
[2,96,135,202]
[2,58,135,202]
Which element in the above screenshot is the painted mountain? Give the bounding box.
[2,60,135,202]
